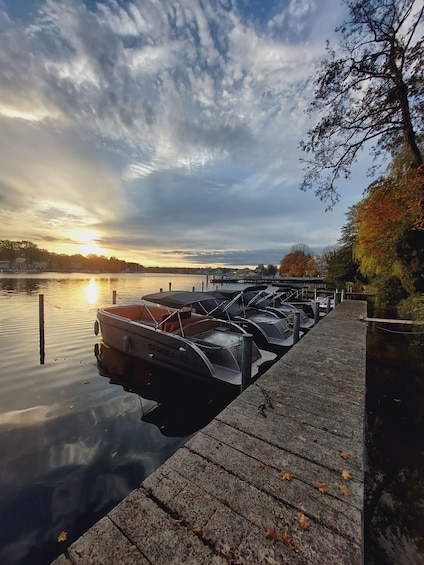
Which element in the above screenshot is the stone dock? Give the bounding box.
[53,300,367,564]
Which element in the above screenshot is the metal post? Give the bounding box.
[326,296,331,313]
[293,311,301,344]
[169,282,172,291]
[241,333,253,392]
[39,294,45,364]
[202,281,204,291]
[314,301,320,325]
[335,291,341,306]
[112,290,117,304]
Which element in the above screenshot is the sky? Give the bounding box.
[0,0,372,268]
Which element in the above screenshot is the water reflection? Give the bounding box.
[85,278,99,305]
[95,341,238,437]
[365,322,424,565]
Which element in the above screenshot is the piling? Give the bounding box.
[241,333,253,392]
[39,294,45,365]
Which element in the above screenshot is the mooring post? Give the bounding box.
[113,290,117,304]
[241,333,253,392]
[335,291,342,306]
[293,311,301,344]
[314,301,320,325]
[39,294,45,365]
[326,296,331,313]
[202,281,204,291]
[169,282,172,291]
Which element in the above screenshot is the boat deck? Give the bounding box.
[53,300,366,564]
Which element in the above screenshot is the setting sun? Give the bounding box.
[80,240,102,255]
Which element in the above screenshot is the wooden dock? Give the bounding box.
[52,300,366,564]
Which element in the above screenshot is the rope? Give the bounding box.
[375,325,424,335]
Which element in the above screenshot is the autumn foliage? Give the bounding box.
[279,247,318,277]
[354,165,424,293]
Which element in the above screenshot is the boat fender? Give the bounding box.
[94,320,99,336]
[123,334,130,352]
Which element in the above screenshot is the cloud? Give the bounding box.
[0,0,363,266]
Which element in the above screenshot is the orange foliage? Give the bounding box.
[279,250,318,277]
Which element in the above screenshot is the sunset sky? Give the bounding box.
[0,0,374,267]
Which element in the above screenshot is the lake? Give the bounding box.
[1,273,423,564]
[0,273,240,565]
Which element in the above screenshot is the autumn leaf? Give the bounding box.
[57,531,67,542]
[298,435,307,443]
[300,419,308,424]
[221,498,235,510]
[265,526,279,544]
[298,512,310,530]
[313,480,328,493]
[339,484,351,496]
[341,470,352,481]
[280,471,292,481]
[339,450,351,460]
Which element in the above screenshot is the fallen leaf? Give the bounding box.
[189,526,202,535]
[339,451,351,460]
[265,526,279,544]
[221,498,235,510]
[313,480,328,493]
[298,512,310,530]
[339,484,352,496]
[300,419,308,424]
[341,469,352,481]
[298,435,307,443]
[57,531,67,543]
[280,471,292,481]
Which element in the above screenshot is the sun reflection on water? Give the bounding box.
[86,278,99,304]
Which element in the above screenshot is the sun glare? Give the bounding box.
[85,278,99,304]
[80,239,102,256]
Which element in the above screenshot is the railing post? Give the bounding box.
[241,333,253,392]
[113,290,117,304]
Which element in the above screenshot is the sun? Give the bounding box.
[80,239,103,256]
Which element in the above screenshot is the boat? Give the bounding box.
[142,290,298,354]
[95,301,276,387]
[233,286,316,330]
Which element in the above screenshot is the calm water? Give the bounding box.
[365,321,424,564]
[0,273,239,565]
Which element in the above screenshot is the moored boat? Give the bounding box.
[95,302,276,387]
[142,290,298,354]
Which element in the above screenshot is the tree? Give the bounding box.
[279,245,319,277]
[354,161,424,293]
[300,0,424,208]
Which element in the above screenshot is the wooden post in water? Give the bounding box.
[113,290,117,304]
[241,333,253,392]
[39,294,45,364]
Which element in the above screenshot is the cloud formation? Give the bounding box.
[0,0,364,267]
